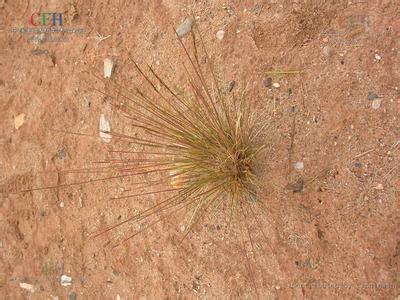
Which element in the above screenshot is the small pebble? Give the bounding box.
[374,183,384,190]
[68,292,77,300]
[322,46,334,57]
[287,179,304,193]
[104,58,115,79]
[57,148,66,160]
[31,49,49,56]
[272,82,280,88]
[367,92,379,101]
[20,282,35,292]
[61,275,72,286]
[262,77,272,88]
[227,80,236,92]
[216,30,225,40]
[176,18,192,38]
[99,114,112,143]
[294,161,304,170]
[374,53,381,61]
[59,202,64,208]
[14,113,26,129]
[371,98,381,110]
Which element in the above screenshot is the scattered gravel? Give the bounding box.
[371,98,381,110]
[20,282,35,293]
[272,82,280,88]
[227,80,236,92]
[99,114,112,143]
[322,46,334,57]
[294,161,304,170]
[61,274,72,286]
[104,58,115,79]
[262,77,272,88]
[14,113,26,130]
[176,18,192,38]
[367,92,379,100]
[57,148,66,160]
[287,179,304,193]
[216,30,225,40]
[31,49,49,56]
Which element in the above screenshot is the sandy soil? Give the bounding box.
[1,0,399,299]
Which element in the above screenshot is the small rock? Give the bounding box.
[374,183,384,190]
[371,98,381,110]
[99,114,112,143]
[59,202,65,208]
[52,297,60,300]
[31,49,49,56]
[262,77,272,88]
[227,80,236,92]
[367,92,379,101]
[287,179,304,193]
[61,274,72,286]
[68,292,77,300]
[57,148,66,160]
[176,18,192,38]
[374,53,381,61]
[294,161,304,170]
[14,113,26,130]
[272,82,280,88]
[216,30,225,40]
[322,46,334,57]
[104,58,115,79]
[116,295,121,300]
[20,282,35,292]
[317,228,325,240]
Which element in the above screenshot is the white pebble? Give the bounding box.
[104,58,115,78]
[294,161,304,170]
[99,114,112,143]
[19,282,35,292]
[59,202,64,208]
[14,113,26,130]
[371,99,381,110]
[176,18,192,38]
[216,30,225,40]
[60,275,72,286]
[374,53,381,60]
[272,82,280,88]
[374,183,384,190]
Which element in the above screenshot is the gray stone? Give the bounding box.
[176,18,192,38]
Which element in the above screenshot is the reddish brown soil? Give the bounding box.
[1,0,399,299]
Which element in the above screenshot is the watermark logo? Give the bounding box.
[10,10,84,44]
[29,12,63,26]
